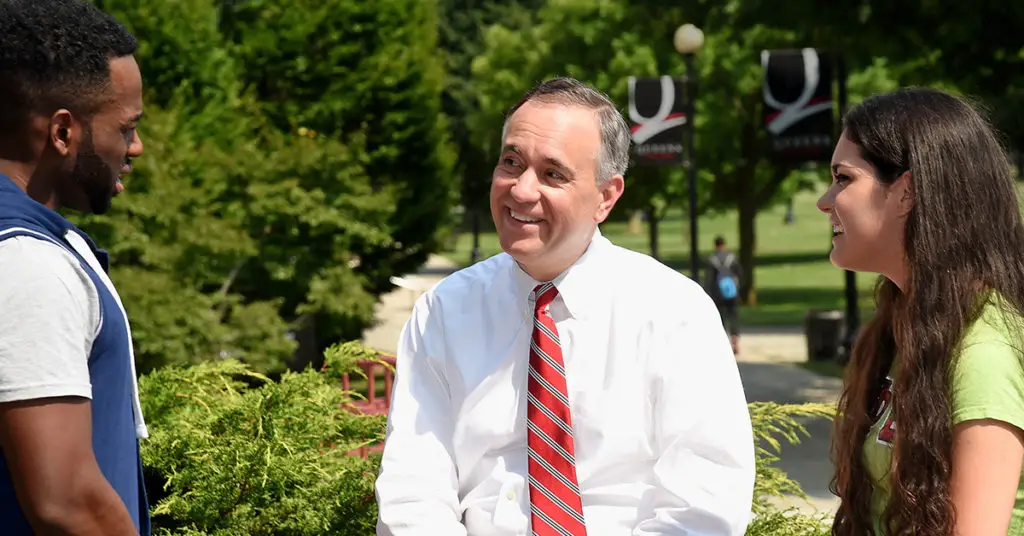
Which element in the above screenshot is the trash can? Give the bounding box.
[804,309,845,362]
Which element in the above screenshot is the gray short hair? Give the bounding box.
[502,77,631,183]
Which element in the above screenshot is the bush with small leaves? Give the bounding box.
[141,342,388,535]
[746,401,835,536]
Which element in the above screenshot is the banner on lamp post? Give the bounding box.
[627,76,687,166]
[761,48,836,162]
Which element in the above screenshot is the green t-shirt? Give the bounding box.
[862,300,1024,535]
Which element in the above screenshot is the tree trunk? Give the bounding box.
[647,206,660,261]
[628,210,643,234]
[290,314,319,371]
[737,179,758,305]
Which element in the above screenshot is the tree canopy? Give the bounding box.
[78,0,457,373]
[466,0,902,299]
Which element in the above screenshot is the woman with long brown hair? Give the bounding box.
[820,87,1024,535]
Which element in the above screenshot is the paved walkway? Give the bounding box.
[362,254,841,517]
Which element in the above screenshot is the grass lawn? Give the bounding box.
[442,188,878,328]
[796,359,848,379]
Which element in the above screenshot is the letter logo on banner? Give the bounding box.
[627,76,687,166]
[761,48,835,163]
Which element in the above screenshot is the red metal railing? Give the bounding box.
[342,355,396,458]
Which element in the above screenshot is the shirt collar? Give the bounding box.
[511,228,609,319]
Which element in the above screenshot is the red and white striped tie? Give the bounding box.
[527,283,587,535]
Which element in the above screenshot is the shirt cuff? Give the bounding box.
[0,383,92,403]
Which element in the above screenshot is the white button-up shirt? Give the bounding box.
[375,234,755,535]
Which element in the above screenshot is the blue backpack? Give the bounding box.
[711,253,738,300]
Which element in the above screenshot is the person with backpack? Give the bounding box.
[706,236,742,354]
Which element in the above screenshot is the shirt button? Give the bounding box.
[507,491,516,500]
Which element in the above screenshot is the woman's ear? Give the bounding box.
[893,170,914,217]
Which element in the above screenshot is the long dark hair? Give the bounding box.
[830,87,1024,535]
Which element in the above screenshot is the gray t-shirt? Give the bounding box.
[0,236,97,402]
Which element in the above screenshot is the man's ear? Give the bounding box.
[893,170,914,217]
[48,110,76,157]
[594,174,625,223]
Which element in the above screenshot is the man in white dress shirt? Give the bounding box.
[375,77,755,535]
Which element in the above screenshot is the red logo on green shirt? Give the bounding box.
[870,376,896,446]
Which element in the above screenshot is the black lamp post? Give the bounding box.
[674,24,704,280]
[835,54,859,362]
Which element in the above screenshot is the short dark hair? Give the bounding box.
[503,77,632,183]
[0,0,137,146]
[714,236,726,247]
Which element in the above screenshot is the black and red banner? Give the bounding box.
[627,76,687,166]
[761,48,836,162]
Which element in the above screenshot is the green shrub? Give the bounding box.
[746,402,835,536]
[140,343,836,535]
[141,342,387,535]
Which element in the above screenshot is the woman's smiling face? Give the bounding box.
[817,133,911,281]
